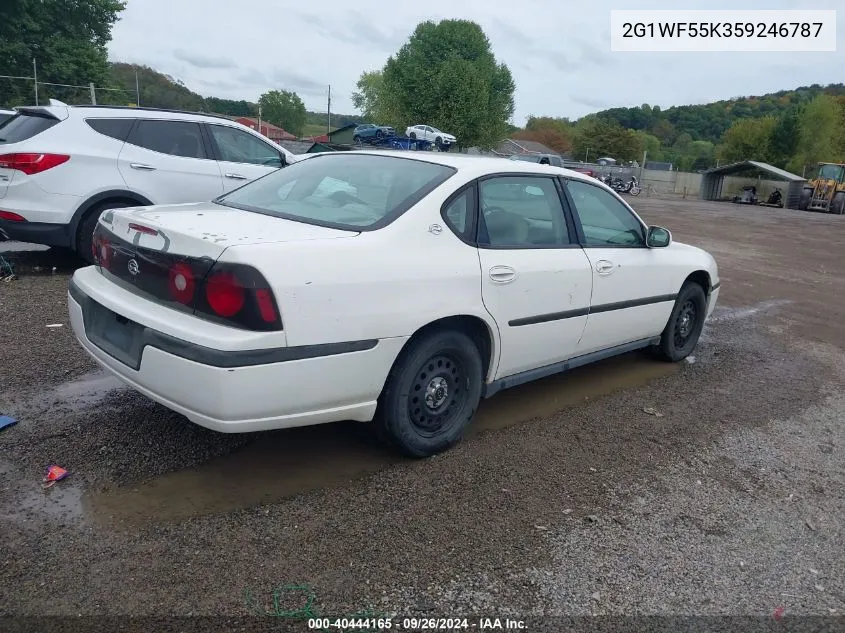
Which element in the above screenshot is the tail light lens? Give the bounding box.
[168,262,196,305]
[0,153,70,175]
[91,231,112,270]
[0,211,27,222]
[194,263,282,331]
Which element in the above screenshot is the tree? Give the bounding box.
[789,94,845,173]
[258,89,306,137]
[353,20,515,149]
[716,116,777,163]
[572,118,640,161]
[767,108,800,169]
[0,0,126,106]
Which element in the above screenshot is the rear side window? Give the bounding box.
[86,118,135,142]
[127,119,207,159]
[0,113,59,144]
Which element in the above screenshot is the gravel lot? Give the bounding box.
[1,197,843,630]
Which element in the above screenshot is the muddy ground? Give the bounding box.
[1,198,843,631]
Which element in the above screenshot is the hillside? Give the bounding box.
[591,83,845,145]
[105,62,362,134]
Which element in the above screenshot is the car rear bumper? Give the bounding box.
[0,219,70,246]
[67,274,408,433]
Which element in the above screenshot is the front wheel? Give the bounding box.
[353,135,362,145]
[630,186,641,196]
[375,330,483,458]
[409,132,416,140]
[653,283,707,362]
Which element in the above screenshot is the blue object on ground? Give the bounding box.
[0,415,18,431]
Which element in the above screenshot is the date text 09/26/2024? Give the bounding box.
[308,617,527,630]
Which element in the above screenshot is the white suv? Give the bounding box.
[0,101,298,261]
[0,109,15,125]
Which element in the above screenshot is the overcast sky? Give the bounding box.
[107,0,843,125]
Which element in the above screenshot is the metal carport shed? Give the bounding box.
[701,161,806,209]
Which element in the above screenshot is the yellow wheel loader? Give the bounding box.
[799,163,845,215]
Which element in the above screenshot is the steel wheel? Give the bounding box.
[407,354,468,437]
[673,299,698,349]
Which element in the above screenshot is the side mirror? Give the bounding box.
[646,225,671,248]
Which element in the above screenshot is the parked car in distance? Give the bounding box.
[596,157,617,166]
[68,151,720,458]
[0,101,298,260]
[509,153,563,167]
[0,109,15,125]
[405,125,456,150]
[352,123,395,143]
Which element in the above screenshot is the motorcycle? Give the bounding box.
[731,185,758,205]
[765,188,783,207]
[608,175,642,196]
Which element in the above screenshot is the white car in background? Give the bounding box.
[0,101,298,261]
[405,124,456,150]
[68,152,719,458]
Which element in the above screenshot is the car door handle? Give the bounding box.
[224,173,249,180]
[489,265,517,284]
[595,259,617,275]
[130,163,156,171]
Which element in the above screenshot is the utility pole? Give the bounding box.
[135,69,140,106]
[585,147,590,163]
[257,104,262,137]
[327,84,331,135]
[89,83,97,105]
[33,58,38,105]
[639,150,646,183]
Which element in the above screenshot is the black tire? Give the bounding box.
[376,129,384,139]
[409,132,416,140]
[435,136,443,149]
[799,187,812,211]
[653,283,707,362]
[76,201,133,264]
[375,329,483,458]
[830,192,845,215]
[353,135,361,145]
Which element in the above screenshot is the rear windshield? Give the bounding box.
[215,153,456,230]
[0,112,59,144]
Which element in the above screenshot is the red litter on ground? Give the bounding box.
[43,465,69,488]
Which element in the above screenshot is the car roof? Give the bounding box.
[311,149,598,183]
[31,104,242,123]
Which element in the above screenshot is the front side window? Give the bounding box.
[477,176,569,247]
[216,154,455,229]
[209,125,282,167]
[566,179,645,246]
[128,120,206,159]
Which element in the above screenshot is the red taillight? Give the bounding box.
[168,262,196,305]
[0,211,27,222]
[0,153,70,175]
[255,289,278,323]
[92,232,112,269]
[205,271,245,317]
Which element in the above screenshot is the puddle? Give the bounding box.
[84,351,676,526]
[25,370,128,413]
[0,458,84,525]
[709,300,791,323]
[52,371,127,408]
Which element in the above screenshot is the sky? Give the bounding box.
[107,0,844,125]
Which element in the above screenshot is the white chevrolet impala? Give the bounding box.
[68,151,720,457]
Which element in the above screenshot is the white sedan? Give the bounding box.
[405,124,456,149]
[68,152,720,457]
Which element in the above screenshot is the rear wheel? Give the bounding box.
[75,201,133,264]
[375,330,483,457]
[653,283,707,362]
[799,187,813,211]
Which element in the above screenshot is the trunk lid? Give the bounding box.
[94,202,358,312]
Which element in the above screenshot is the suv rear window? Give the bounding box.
[86,118,135,142]
[216,153,456,230]
[0,112,59,144]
